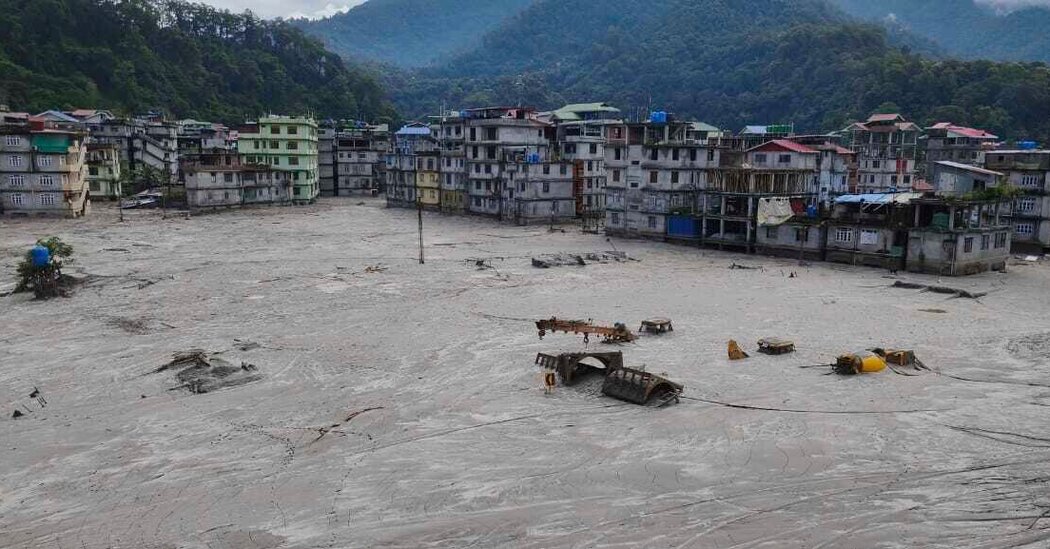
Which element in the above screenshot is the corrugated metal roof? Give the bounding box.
[934,161,1003,177]
[749,139,818,154]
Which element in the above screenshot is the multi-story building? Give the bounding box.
[983,149,1050,252]
[386,123,434,207]
[605,116,721,240]
[182,151,292,209]
[0,116,90,217]
[924,123,998,172]
[416,148,441,210]
[87,116,179,181]
[236,116,319,203]
[552,105,621,223]
[433,112,468,213]
[841,113,920,193]
[320,121,387,198]
[789,135,858,201]
[85,143,123,199]
[176,119,234,158]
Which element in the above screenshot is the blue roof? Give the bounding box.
[396,125,431,136]
[835,193,923,204]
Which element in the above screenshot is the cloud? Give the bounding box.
[194,0,367,20]
[974,0,1050,13]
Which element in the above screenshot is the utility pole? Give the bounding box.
[417,199,425,265]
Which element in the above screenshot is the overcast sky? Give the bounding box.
[197,0,1050,20]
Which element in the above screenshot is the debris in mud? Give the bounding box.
[531,251,630,268]
[234,338,261,351]
[1008,333,1050,362]
[9,386,46,419]
[108,316,151,335]
[536,317,636,343]
[156,349,262,394]
[919,308,948,314]
[757,337,796,355]
[891,280,987,299]
[729,262,762,270]
[728,340,749,360]
[11,410,24,419]
[364,264,387,274]
[639,318,674,335]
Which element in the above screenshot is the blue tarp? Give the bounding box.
[835,193,923,205]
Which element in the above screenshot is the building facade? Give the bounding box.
[236,116,319,203]
[86,143,123,199]
[182,151,292,209]
[841,113,920,193]
[983,149,1050,252]
[1,117,90,217]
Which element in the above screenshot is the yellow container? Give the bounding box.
[857,352,886,373]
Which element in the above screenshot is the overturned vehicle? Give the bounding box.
[535,351,682,406]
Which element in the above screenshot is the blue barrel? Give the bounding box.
[30,245,50,268]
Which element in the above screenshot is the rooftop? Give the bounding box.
[934,161,1003,177]
[748,139,818,154]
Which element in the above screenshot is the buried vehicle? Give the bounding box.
[535,351,682,406]
[602,367,683,406]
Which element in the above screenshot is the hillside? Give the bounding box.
[830,0,1050,62]
[387,0,1050,142]
[0,0,396,123]
[295,0,536,68]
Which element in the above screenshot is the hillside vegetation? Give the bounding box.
[0,0,396,122]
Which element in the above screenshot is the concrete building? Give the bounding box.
[924,123,998,172]
[182,151,292,209]
[176,119,234,157]
[386,123,434,208]
[85,143,123,200]
[318,121,389,196]
[983,149,1050,252]
[236,116,319,203]
[458,107,575,224]
[433,112,468,214]
[555,111,619,226]
[1,116,90,217]
[841,113,920,193]
[907,197,1011,275]
[416,148,441,210]
[87,116,179,181]
[929,161,1003,196]
[605,117,720,239]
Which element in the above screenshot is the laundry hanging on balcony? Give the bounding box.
[757,196,794,226]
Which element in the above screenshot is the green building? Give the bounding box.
[237,116,319,203]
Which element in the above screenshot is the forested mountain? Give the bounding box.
[293,0,536,67]
[0,0,396,123]
[830,0,1050,62]
[385,0,1050,142]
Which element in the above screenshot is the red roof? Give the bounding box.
[749,139,818,154]
[930,122,997,140]
[912,179,934,192]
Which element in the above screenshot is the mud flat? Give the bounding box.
[2,198,1050,548]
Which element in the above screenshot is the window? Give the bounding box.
[39,156,53,167]
[224,173,234,183]
[587,161,593,172]
[589,144,597,155]
[287,142,298,150]
[11,193,25,206]
[254,141,260,150]
[708,150,715,162]
[5,135,20,146]
[40,175,55,186]
[995,232,1008,248]
[614,148,622,160]
[542,182,550,193]
[39,193,56,206]
[484,164,491,174]
[475,181,481,190]
[649,171,658,184]
[1014,222,1034,236]
[981,234,990,250]
[859,229,878,245]
[766,226,779,239]
[630,179,639,189]
[287,126,297,135]
[648,216,657,229]
[794,228,808,242]
[872,160,881,169]
[650,149,658,161]
[778,154,791,164]
[612,170,621,183]
[1021,174,1041,187]
[754,153,767,164]
[559,165,567,175]
[469,128,477,141]
[672,149,680,161]
[671,171,679,184]
[964,237,974,253]
[9,174,25,187]
[835,227,853,243]
[270,141,279,149]
[543,164,550,175]
[271,126,280,134]
[611,213,620,224]
[1019,197,1037,212]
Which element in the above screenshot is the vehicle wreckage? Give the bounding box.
[535,351,682,406]
[536,317,636,343]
